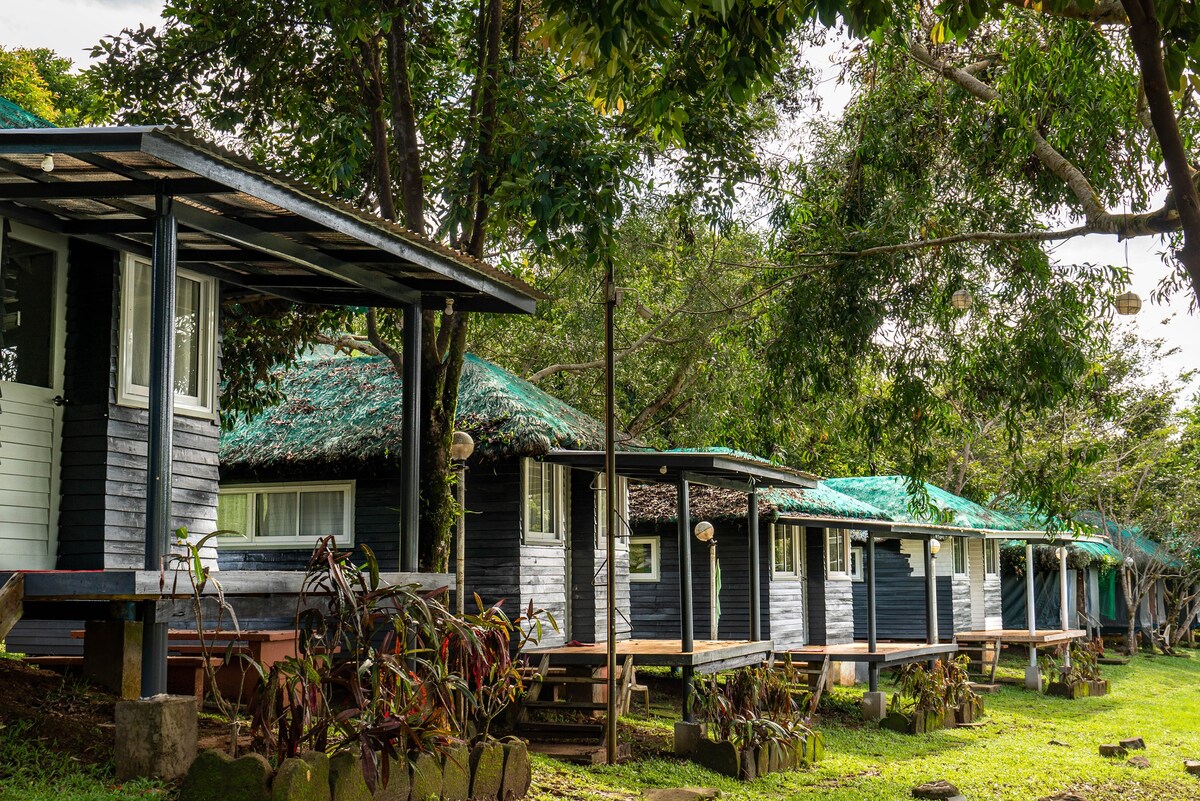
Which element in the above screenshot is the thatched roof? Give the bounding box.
[1000,539,1122,572]
[221,354,629,471]
[629,481,892,526]
[823,476,1030,533]
[0,97,53,130]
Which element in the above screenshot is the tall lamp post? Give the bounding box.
[451,431,475,616]
[694,522,717,640]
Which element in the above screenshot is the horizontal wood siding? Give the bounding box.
[461,461,521,622]
[629,521,682,639]
[952,574,972,633]
[983,574,1003,629]
[568,469,631,643]
[851,539,953,640]
[804,528,828,644]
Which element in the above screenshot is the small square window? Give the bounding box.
[771,523,802,579]
[217,482,354,548]
[985,540,1000,575]
[118,255,218,418]
[850,546,864,582]
[952,537,968,575]
[523,459,566,544]
[629,536,659,582]
[826,528,850,576]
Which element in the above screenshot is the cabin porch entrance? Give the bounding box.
[0,223,65,571]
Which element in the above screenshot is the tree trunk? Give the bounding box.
[1122,567,1138,654]
[1076,569,1089,636]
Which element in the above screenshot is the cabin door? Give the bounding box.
[0,223,65,570]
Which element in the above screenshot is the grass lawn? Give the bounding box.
[528,652,1200,801]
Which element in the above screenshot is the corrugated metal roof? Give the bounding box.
[824,475,1029,532]
[0,97,54,130]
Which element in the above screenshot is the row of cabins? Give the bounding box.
[0,97,1150,699]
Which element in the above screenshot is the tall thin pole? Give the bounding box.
[400,303,422,572]
[709,542,718,640]
[867,532,878,692]
[456,465,466,616]
[747,490,761,641]
[924,539,937,645]
[142,193,176,698]
[678,477,694,722]
[1026,543,1038,670]
[1059,545,1071,667]
[603,258,618,765]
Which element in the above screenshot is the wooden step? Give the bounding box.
[527,742,630,765]
[521,699,606,711]
[968,682,1000,694]
[517,720,605,737]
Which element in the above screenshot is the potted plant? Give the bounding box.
[880,656,984,734]
[1043,640,1109,698]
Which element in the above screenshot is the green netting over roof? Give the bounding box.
[1074,511,1177,566]
[823,475,1029,532]
[0,97,54,130]
[221,354,622,471]
[762,483,892,522]
[1000,538,1122,570]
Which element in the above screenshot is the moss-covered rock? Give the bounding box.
[693,739,738,778]
[442,745,471,801]
[272,752,331,801]
[469,742,504,801]
[330,753,371,801]
[410,752,443,801]
[374,755,411,801]
[499,741,529,801]
[180,750,272,801]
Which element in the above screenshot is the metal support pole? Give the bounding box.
[141,194,176,698]
[678,476,694,722]
[748,490,761,641]
[603,260,619,764]
[1059,545,1071,667]
[400,303,422,572]
[1026,543,1038,668]
[867,532,878,692]
[924,538,938,646]
[709,542,718,641]
[456,466,467,616]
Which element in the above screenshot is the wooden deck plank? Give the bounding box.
[954,629,1086,645]
[522,639,774,669]
[781,641,960,665]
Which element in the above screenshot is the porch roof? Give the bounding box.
[824,475,1038,536]
[0,126,542,313]
[542,448,818,491]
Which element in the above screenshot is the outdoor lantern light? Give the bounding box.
[694,521,715,543]
[1056,546,1066,560]
[929,538,941,555]
[951,288,973,310]
[40,154,54,173]
[1115,291,1142,316]
[450,430,475,461]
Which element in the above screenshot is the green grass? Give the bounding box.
[529,652,1200,801]
[0,721,169,801]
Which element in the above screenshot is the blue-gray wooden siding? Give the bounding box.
[851,539,954,641]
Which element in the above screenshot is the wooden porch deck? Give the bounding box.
[780,641,959,665]
[522,639,773,673]
[954,629,1086,646]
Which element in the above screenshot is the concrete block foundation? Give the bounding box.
[115,694,198,781]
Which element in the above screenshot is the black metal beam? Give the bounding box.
[400,303,422,572]
[141,194,176,698]
[678,476,694,722]
[0,126,151,153]
[748,490,761,641]
[65,218,154,234]
[0,177,231,200]
[681,470,753,493]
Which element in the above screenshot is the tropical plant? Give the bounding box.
[692,665,811,751]
[1041,640,1104,686]
[890,656,980,722]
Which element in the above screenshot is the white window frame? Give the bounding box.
[850,546,865,582]
[770,522,803,580]
[594,473,630,548]
[522,458,567,545]
[628,536,660,582]
[952,537,968,576]
[985,540,1000,576]
[826,527,851,577]
[117,254,219,419]
[217,480,355,549]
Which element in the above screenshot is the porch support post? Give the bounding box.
[141,193,176,698]
[400,302,421,572]
[748,489,761,641]
[1025,542,1040,689]
[678,476,694,722]
[924,538,938,645]
[1059,544,1071,667]
[867,532,878,692]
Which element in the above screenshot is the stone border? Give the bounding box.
[675,724,824,780]
[179,740,531,801]
[1046,679,1110,699]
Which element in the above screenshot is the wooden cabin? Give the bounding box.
[626,481,895,651]
[218,353,633,647]
[0,105,540,683]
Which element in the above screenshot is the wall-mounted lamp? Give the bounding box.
[694,521,715,543]
[929,537,941,556]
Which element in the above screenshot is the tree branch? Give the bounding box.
[1005,0,1129,24]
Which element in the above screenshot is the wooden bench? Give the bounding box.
[24,654,223,702]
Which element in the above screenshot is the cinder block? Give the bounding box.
[862,691,887,721]
[115,695,198,781]
[1025,665,1042,691]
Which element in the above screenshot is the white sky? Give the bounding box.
[3,1,1198,396]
